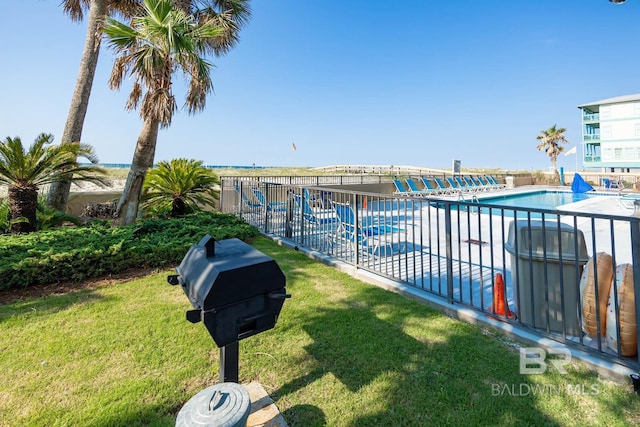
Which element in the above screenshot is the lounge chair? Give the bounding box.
[477,175,496,189]
[251,187,287,212]
[234,184,261,212]
[486,175,506,189]
[393,179,410,194]
[462,176,484,192]
[455,176,476,192]
[618,193,640,210]
[293,193,337,226]
[405,178,437,195]
[288,193,337,252]
[446,177,467,193]
[420,177,447,195]
[602,177,623,190]
[304,188,329,208]
[469,176,489,191]
[332,201,409,257]
[434,177,455,194]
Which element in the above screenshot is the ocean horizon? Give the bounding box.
[86,163,272,170]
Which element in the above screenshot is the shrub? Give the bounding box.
[141,158,219,217]
[80,201,117,219]
[0,211,259,290]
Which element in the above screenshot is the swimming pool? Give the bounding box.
[476,191,597,210]
[465,190,612,217]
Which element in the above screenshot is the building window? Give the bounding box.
[603,148,613,160]
[614,148,623,160]
[624,147,634,160]
[601,105,611,118]
[602,125,612,138]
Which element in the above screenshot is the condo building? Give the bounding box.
[577,94,640,172]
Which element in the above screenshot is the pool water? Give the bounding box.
[477,191,595,210]
[463,190,612,218]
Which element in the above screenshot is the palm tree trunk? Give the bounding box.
[173,0,190,13]
[47,0,107,212]
[552,156,560,183]
[9,186,38,233]
[114,119,159,226]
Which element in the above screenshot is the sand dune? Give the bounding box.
[0,179,126,197]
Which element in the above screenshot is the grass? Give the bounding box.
[1,236,639,426]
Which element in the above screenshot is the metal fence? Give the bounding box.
[221,177,640,370]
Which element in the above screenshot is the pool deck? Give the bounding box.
[560,191,635,217]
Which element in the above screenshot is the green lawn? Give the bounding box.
[1,236,638,426]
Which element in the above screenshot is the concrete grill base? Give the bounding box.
[245,381,288,427]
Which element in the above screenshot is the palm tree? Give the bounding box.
[0,133,109,233]
[48,0,250,213]
[47,0,139,212]
[177,0,251,54]
[104,0,223,225]
[536,124,569,182]
[141,158,219,217]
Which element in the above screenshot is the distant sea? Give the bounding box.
[85,163,270,170]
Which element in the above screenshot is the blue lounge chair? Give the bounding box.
[454,176,475,192]
[252,187,286,212]
[332,202,407,256]
[304,188,330,208]
[446,177,466,193]
[485,175,506,189]
[471,177,487,190]
[235,184,261,212]
[405,178,437,195]
[477,175,495,189]
[289,193,338,252]
[434,177,454,194]
[462,176,477,190]
[466,176,487,192]
[393,179,410,194]
[420,177,446,195]
[332,201,408,257]
[293,193,337,226]
[602,177,622,190]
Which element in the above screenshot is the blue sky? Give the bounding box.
[2,1,640,170]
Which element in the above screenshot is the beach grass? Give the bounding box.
[1,236,638,426]
[103,166,331,180]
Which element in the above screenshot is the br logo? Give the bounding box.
[520,347,571,375]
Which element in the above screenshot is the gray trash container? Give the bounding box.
[505,176,515,189]
[505,220,589,336]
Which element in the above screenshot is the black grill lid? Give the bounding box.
[175,236,286,310]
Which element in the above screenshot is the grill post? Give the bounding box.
[219,342,239,383]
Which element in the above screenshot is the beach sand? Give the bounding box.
[0,179,127,197]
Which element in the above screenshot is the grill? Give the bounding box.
[169,235,290,382]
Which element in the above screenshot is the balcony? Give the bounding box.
[582,113,599,122]
[584,155,601,163]
[583,134,600,141]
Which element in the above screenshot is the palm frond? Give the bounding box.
[104,0,224,125]
[0,134,110,189]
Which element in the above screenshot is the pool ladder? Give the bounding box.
[458,194,480,214]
